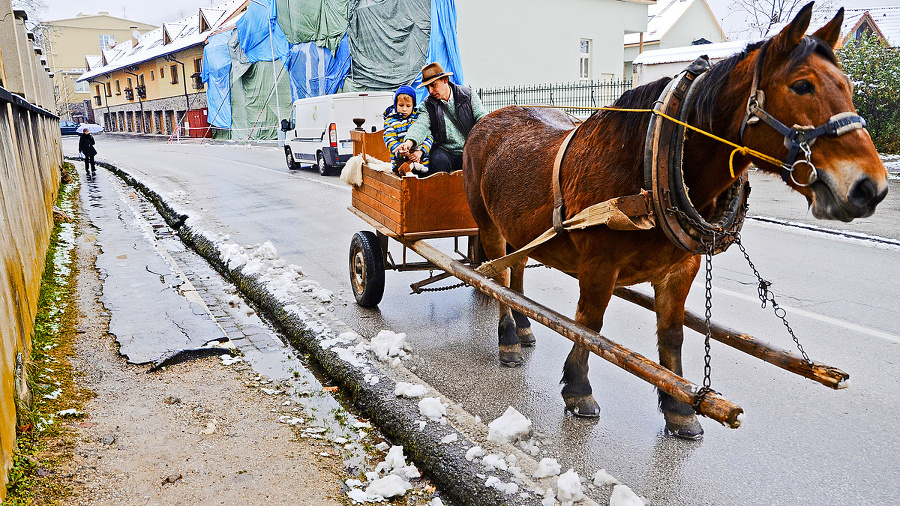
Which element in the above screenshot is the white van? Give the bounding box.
[281,91,395,175]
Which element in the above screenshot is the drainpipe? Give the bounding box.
[163,54,191,112]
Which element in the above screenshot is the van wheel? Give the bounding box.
[316,152,331,176]
[285,147,298,170]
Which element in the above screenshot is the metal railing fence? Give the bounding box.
[476,79,633,116]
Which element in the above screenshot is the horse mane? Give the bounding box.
[590,77,672,141]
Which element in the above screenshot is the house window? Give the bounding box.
[105,82,111,97]
[115,80,121,95]
[127,77,132,89]
[192,58,204,90]
[150,70,155,81]
[170,64,179,84]
[579,39,592,80]
[160,66,164,79]
[99,34,115,49]
[74,80,90,93]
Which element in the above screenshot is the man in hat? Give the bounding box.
[396,62,487,175]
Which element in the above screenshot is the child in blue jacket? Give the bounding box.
[383,85,432,175]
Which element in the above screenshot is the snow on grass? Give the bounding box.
[556,469,585,506]
[395,382,428,398]
[610,484,646,506]
[533,458,562,478]
[487,406,532,444]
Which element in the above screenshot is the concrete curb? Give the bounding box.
[93,159,589,506]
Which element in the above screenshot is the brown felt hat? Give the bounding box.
[417,62,453,88]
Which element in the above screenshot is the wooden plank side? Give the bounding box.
[354,190,402,224]
[362,165,401,190]
[401,171,477,234]
[359,177,402,203]
[352,195,401,236]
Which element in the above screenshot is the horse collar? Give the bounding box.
[644,56,750,255]
[741,39,868,187]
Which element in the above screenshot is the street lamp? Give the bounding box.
[249,0,281,121]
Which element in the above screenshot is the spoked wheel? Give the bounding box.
[349,231,385,307]
[285,147,298,170]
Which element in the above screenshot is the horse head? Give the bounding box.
[740,2,888,221]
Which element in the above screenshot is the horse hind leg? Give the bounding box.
[654,264,704,440]
[509,253,535,346]
[480,226,522,366]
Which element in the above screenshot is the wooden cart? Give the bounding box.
[346,128,849,429]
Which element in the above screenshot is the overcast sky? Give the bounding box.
[41,0,900,37]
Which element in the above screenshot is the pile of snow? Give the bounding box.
[533,458,562,479]
[487,406,532,444]
[465,446,486,461]
[485,476,519,495]
[418,397,447,423]
[347,445,419,503]
[556,469,585,506]
[395,381,428,398]
[593,468,621,487]
[370,330,409,362]
[610,484,646,506]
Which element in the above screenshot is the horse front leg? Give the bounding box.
[562,260,616,418]
[654,258,704,439]
[480,227,522,366]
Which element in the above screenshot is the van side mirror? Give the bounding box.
[281,119,293,131]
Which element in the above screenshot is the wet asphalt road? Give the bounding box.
[66,136,900,505]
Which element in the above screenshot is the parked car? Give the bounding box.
[281,92,394,175]
[60,120,80,135]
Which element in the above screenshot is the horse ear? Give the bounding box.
[812,7,844,48]
[770,2,814,54]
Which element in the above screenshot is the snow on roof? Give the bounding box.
[625,0,705,46]
[85,54,103,70]
[769,7,900,47]
[632,38,762,66]
[77,0,246,82]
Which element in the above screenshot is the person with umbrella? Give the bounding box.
[78,127,97,175]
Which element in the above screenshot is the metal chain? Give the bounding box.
[413,281,467,294]
[693,235,717,411]
[734,233,813,364]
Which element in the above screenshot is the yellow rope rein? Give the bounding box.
[523,104,787,178]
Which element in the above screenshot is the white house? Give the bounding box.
[623,0,726,81]
[457,0,651,87]
[631,39,760,85]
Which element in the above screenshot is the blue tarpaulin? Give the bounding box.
[201,31,233,129]
[236,0,290,62]
[412,0,464,102]
[284,33,351,100]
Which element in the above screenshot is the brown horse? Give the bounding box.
[462,3,888,439]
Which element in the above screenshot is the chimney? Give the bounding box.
[130,26,139,46]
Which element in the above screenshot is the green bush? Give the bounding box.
[837,34,900,154]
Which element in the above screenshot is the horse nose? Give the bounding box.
[847,175,887,215]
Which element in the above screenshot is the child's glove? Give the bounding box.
[409,162,428,176]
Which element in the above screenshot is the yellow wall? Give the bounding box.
[97,45,205,107]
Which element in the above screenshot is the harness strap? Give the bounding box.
[552,127,579,233]
[476,191,655,279]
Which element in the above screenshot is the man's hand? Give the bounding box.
[396,140,414,156]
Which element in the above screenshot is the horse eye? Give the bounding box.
[790,80,814,95]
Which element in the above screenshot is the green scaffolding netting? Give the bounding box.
[276,0,353,54]
[229,30,292,140]
[345,0,430,91]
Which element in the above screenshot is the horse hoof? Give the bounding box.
[498,344,523,367]
[664,413,704,440]
[517,327,536,347]
[564,395,600,418]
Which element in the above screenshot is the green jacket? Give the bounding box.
[404,86,487,156]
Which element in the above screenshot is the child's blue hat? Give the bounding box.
[394,85,417,107]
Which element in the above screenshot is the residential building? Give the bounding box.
[38,13,156,122]
[457,0,651,87]
[77,0,248,137]
[624,0,727,81]
[804,7,900,48]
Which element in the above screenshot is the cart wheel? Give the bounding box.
[349,231,385,307]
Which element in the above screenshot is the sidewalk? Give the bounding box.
[64,166,441,504]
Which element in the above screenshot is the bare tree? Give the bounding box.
[11,0,47,21]
[729,0,836,38]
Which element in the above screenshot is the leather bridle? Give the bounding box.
[740,39,867,187]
